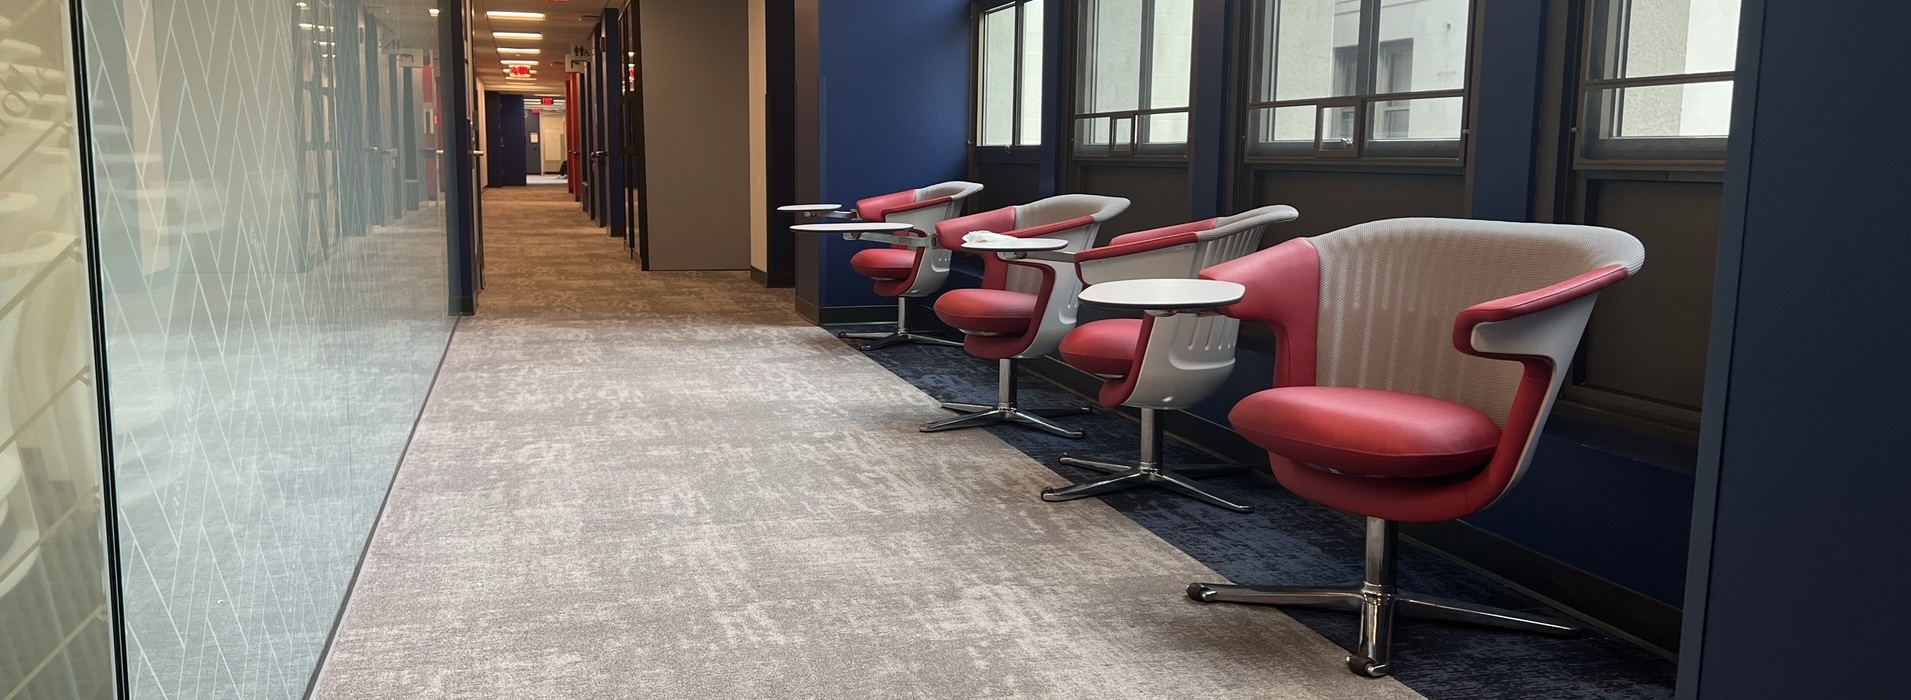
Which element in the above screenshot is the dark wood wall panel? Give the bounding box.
[1077,164,1193,241]
[973,160,1043,213]
[1581,179,1722,411]
[1250,168,1467,246]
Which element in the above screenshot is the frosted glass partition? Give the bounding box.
[1,0,117,697]
[78,0,453,697]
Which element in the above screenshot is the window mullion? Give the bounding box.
[1012,4,1025,146]
[1139,0,1157,142]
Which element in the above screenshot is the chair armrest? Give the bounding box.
[1453,264,1631,359]
[1003,215,1098,240]
[868,195,954,220]
[1075,241,1201,286]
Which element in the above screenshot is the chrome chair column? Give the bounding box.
[1042,408,1252,512]
[838,298,963,350]
[920,359,1091,438]
[1187,518,1576,677]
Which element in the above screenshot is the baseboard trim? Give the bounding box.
[751,268,796,288]
[1019,355,1680,657]
[794,298,895,326]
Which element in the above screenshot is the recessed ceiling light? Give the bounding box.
[487,11,544,20]
[429,8,438,16]
[501,59,538,66]
[493,32,543,40]
[497,47,541,55]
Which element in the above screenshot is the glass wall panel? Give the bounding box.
[77,1,453,698]
[1,0,118,697]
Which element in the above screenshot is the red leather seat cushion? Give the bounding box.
[935,289,1038,335]
[1060,319,1144,376]
[849,248,917,281]
[1230,386,1501,478]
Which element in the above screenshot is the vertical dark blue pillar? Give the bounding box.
[1679,1,1911,697]
[1038,0,1068,197]
[1187,0,1231,217]
[439,0,477,314]
[1466,0,1549,221]
[602,9,626,241]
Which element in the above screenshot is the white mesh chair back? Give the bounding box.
[1193,205,1298,271]
[1310,218,1645,425]
[1003,194,1129,295]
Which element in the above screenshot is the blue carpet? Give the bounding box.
[838,326,1678,700]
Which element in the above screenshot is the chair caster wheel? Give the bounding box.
[1346,654,1390,678]
[1186,583,1218,603]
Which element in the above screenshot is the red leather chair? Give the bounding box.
[1184,218,1645,677]
[1042,205,1300,512]
[837,181,986,350]
[921,194,1131,438]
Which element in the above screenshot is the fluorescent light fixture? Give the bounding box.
[429,8,438,16]
[493,32,543,40]
[497,47,541,55]
[501,59,538,66]
[487,11,544,20]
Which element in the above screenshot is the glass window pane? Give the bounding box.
[1605,0,1742,79]
[1143,111,1187,144]
[980,7,1017,146]
[1320,104,1358,151]
[1019,0,1045,145]
[1250,105,1317,147]
[1375,0,1469,94]
[1599,80,1734,138]
[1148,0,1195,110]
[1077,116,1113,147]
[1083,0,1144,113]
[1270,0,1362,102]
[1367,94,1463,141]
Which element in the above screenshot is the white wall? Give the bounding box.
[642,0,753,270]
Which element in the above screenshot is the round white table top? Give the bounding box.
[962,237,1069,252]
[1078,278,1246,310]
[791,222,913,233]
[777,204,844,213]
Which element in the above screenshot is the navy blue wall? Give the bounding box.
[1679,1,1911,696]
[805,0,971,311]
[791,0,970,311]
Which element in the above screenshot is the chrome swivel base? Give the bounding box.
[921,359,1090,438]
[1042,408,1253,512]
[1187,518,1575,677]
[839,298,963,350]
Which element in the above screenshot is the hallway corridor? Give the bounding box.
[308,185,1422,699]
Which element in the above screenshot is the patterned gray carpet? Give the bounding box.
[310,185,1424,699]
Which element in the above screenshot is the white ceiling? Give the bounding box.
[366,1,623,96]
[470,0,622,95]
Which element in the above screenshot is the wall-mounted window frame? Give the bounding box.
[1542,0,1744,446]
[1574,0,1737,167]
[1071,0,1197,159]
[1237,0,1475,163]
[974,0,1047,150]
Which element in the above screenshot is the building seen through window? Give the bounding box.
[1074,0,1196,155]
[978,0,1046,148]
[1246,0,1470,159]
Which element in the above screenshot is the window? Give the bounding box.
[1243,0,1471,159]
[1073,0,1195,156]
[1555,0,1743,442]
[977,0,1046,148]
[1580,0,1741,161]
